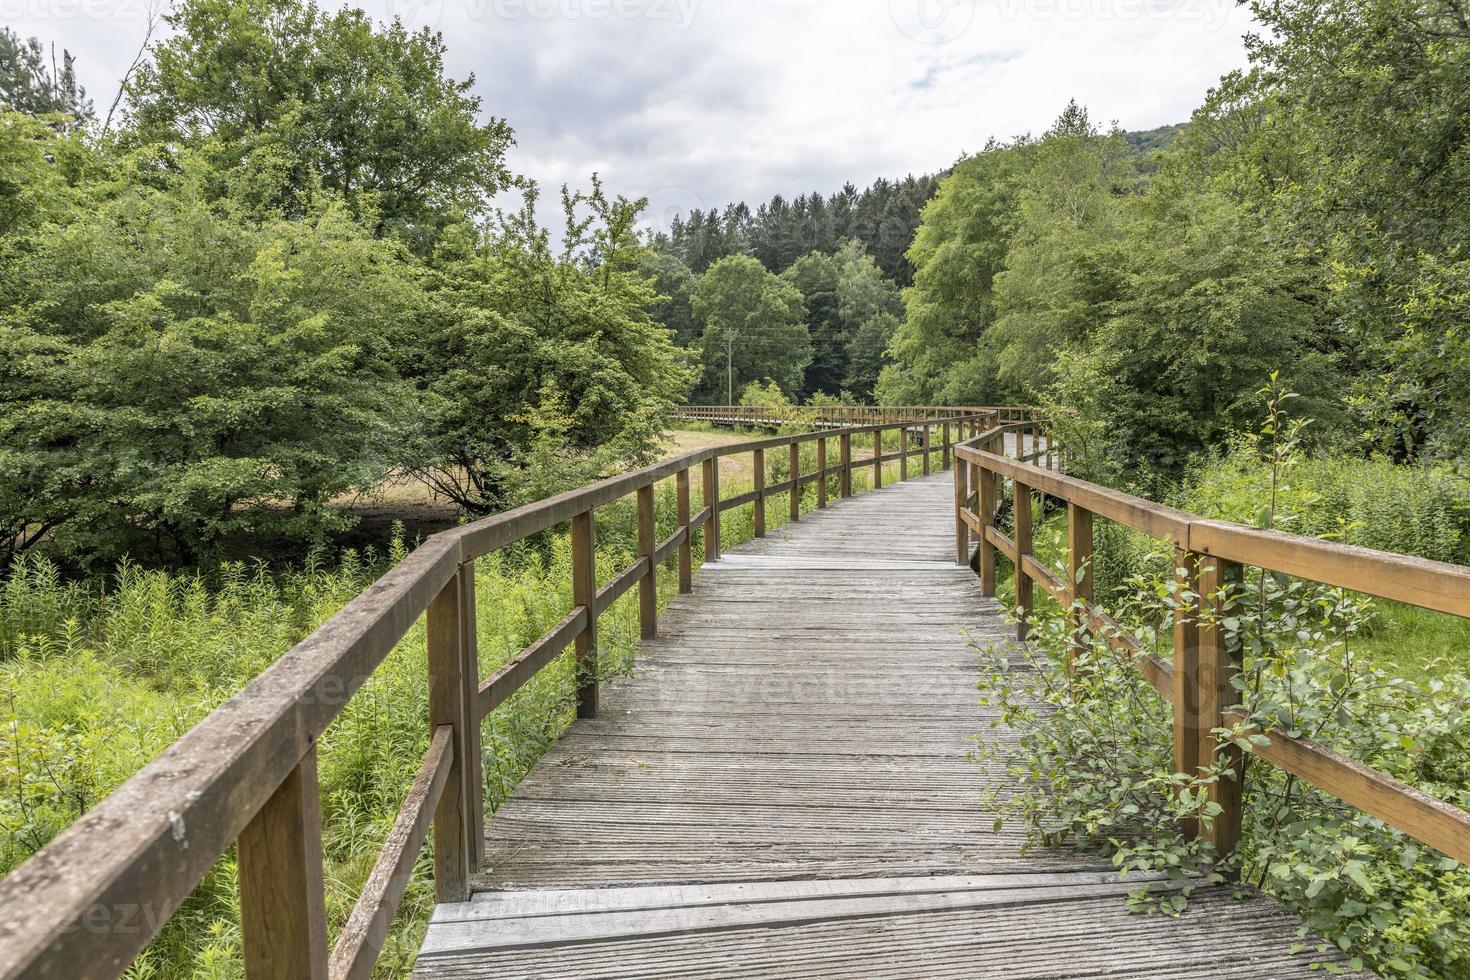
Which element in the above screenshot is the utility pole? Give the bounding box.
[725,330,738,405]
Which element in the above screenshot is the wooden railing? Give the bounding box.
[0,410,998,980]
[675,404,1036,428]
[953,423,1470,865]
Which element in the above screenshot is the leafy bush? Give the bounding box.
[1180,450,1469,564]
[977,561,1470,977]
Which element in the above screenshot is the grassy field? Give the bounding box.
[0,429,916,978]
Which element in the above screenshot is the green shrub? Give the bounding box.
[977,559,1470,978]
[1179,449,1469,565]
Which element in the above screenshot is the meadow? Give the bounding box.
[0,427,906,978]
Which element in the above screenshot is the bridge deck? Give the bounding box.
[415,474,1357,978]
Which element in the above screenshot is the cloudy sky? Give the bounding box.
[11,0,1256,234]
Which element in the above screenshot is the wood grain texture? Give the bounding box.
[415,474,1360,979]
[239,749,328,980]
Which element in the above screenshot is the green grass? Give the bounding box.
[0,434,930,978]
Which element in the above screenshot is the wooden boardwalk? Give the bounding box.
[415,474,1358,979]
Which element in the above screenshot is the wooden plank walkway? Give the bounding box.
[415,474,1361,978]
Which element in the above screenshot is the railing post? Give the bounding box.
[899,426,909,481]
[839,432,852,497]
[458,560,483,865]
[753,448,766,536]
[872,429,883,489]
[942,422,951,471]
[816,437,828,508]
[922,423,931,476]
[702,457,721,560]
[1199,557,1245,861]
[637,484,657,640]
[239,749,328,980]
[1172,548,1202,839]
[1014,480,1034,640]
[1067,504,1094,675]
[572,510,599,719]
[789,441,801,522]
[954,451,969,566]
[427,570,473,901]
[979,465,996,596]
[676,467,692,593]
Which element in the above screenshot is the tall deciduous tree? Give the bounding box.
[692,255,810,401]
[127,0,512,242]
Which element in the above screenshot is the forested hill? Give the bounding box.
[647,122,1186,405]
[651,123,1184,286]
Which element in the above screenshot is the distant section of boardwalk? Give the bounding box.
[415,474,1361,979]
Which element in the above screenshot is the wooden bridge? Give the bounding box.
[2,408,1467,979]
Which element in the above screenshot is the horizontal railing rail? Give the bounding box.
[953,424,1470,867]
[675,404,1037,428]
[0,409,1001,980]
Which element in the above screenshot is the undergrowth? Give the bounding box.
[0,433,920,977]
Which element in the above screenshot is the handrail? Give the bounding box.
[953,424,1470,867]
[0,408,1000,980]
[674,404,1037,429]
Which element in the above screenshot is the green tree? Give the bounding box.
[404,180,693,512]
[1051,173,1340,479]
[692,255,810,402]
[1,146,418,567]
[988,102,1131,395]
[641,251,699,347]
[780,251,843,397]
[880,139,1031,404]
[1235,0,1470,461]
[126,0,512,241]
[834,240,902,400]
[0,30,93,122]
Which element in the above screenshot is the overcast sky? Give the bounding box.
[11,0,1256,236]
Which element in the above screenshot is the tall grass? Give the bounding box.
[0,437,927,978]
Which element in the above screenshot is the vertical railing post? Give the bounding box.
[1066,504,1094,675]
[702,457,720,561]
[458,560,483,865]
[427,568,473,902]
[978,464,996,596]
[239,749,328,980]
[839,432,852,498]
[753,448,766,537]
[899,426,909,482]
[816,436,828,508]
[1172,548,1203,839]
[1198,557,1244,859]
[872,428,883,489]
[637,484,656,640]
[571,511,598,719]
[676,468,692,593]
[953,450,969,566]
[789,441,801,522]
[1014,480,1034,640]
[922,422,931,476]
[942,422,952,471]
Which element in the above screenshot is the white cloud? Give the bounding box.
[8,0,1255,234]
